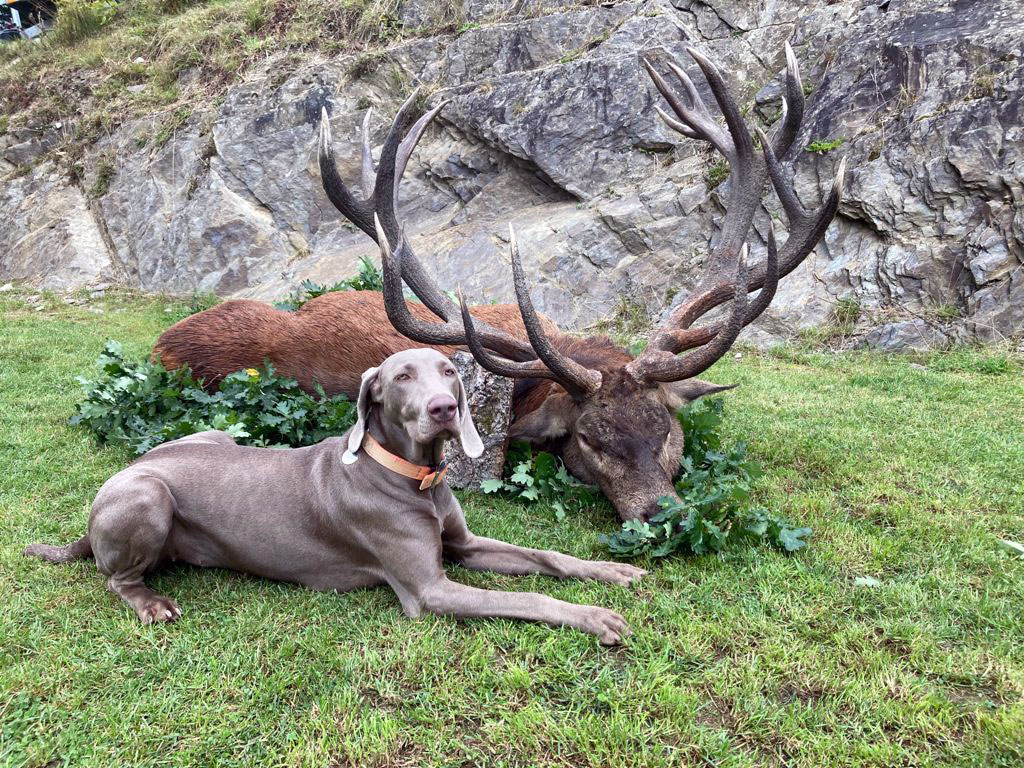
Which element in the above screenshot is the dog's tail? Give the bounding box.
[24,535,92,564]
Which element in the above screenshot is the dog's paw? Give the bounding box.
[137,596,182,625]
[577,606,632,646]
[589,561,647,586]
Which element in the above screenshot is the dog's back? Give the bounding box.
[93,431,390,591]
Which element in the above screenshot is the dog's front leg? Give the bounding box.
[415,578,632,645]
[447,534,646,585]
[441,513,645,585]
[372,523,633,644]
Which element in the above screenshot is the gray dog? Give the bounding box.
[26,348,644,644]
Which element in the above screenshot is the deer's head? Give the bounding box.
[317,44,844,521]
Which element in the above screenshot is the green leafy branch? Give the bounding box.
[481,441,600,521]
[72,341,355,454]
[484,398,811,559]
[274,255,384,311]
[601,399,810,558]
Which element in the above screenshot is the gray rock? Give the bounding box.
[0,163,114,290]
[858,320,950,352]
[969,269,1024,342]
[2,128,60,166]
[445,351,513,489]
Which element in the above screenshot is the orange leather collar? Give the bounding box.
[362,435,448,490]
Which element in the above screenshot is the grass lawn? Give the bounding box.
[2,288,1022,767]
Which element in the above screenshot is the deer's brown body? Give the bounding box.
[153,292,555,398]
[154,292,630,421]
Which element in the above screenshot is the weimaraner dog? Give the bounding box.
[26,348,644,644]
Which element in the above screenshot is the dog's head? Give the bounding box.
[348,348,483,458]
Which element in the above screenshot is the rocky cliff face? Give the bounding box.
[2,0,1021,348]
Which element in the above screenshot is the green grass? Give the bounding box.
[706,159,730,190]
[2,287,1023,767]
[805,137,847,154]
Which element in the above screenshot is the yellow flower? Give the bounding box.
[245,368,260,378]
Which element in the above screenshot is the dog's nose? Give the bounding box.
[427,395,457,423]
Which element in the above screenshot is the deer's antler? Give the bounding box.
[626,44,845,384]
[319,94,456,324]
[321,99,604,400]
[318,43,844,397]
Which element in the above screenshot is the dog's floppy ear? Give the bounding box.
[454,370,484,459]
[348,366,380,455]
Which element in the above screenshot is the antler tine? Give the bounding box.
[755,125,803,223]
[665,59,708,116]
[740,222,779,323]
[773,154,846,275]
[643,56,733,158]
[375,216,464,345]
[348,94,448,231]
[372,216,539,361]
[368,88,422,245]
[317,90,425,246]
[655,105,701,139]
[352,97,451,229]
[367,91,467,323]
[758,130,846,282]
[677,46,762,285]
[359,108,375,199]
[458,290,562,381]
[627,246,750,383]
[508,225,602,400]
[703,159,840,338]
[319,106,375,238]
[772,42,805,157]
[395,102,448,194]
[684,47,756,164]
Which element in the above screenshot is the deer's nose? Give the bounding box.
[427,395,457,423]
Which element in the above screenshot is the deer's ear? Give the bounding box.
[658,380,738,411]
[508,392,575,444]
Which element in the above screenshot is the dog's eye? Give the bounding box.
[444,369,456,377]
[395,373,410,382]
